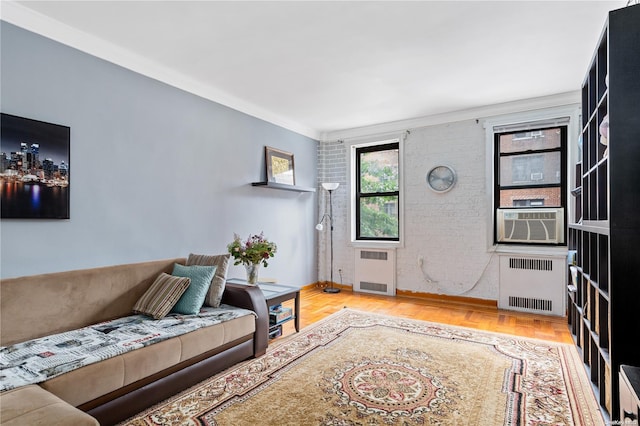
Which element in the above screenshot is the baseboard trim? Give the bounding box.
[305,282,496,309]
[395,290,497,309]
[305,281,351,291]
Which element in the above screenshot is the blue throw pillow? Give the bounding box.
[170,263,217,315]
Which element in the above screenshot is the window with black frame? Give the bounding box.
[355,141,399,241]
[495,126,567,208]
[494,126,567,244]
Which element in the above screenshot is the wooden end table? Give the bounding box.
[226,278,300,336]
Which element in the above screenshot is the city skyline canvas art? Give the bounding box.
[1,113,70,219]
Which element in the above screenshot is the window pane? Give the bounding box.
[500,151,561,186]
[359,149,398,193]
[359,196,398,238]
[499,188,562,208]
[499,127,562,153]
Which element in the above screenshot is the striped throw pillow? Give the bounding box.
[186,253,230,308]
[133,272,191,319]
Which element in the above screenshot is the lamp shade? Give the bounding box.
[322,182,340,191]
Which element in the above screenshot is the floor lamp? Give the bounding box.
[316,182,340,293]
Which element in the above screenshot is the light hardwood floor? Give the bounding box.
[276,286,573,344]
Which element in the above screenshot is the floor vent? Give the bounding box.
[508,296,553,312]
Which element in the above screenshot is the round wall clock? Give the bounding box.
[426,165,456,193]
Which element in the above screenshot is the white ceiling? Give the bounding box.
[3,1,627,139]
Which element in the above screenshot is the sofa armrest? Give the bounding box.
[221,283,268,357]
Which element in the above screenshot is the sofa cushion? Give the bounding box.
[0,385,98,426]
[0,305,256,393]
[170,264,217,315]
[132,272,190,319]
[186,253,230,307]
[39,355,125,408]
[40,313,256,407]
[178,312,255,361]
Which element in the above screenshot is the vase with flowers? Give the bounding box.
[227,232,277,284]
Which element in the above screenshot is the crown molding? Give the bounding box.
[0,1,320,140]
[320,91,580,142]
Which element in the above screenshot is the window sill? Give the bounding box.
[494,244,568,257]
[350,240,403,250]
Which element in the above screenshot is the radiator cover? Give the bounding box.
[498,254,566,316]
[354,249,396,296]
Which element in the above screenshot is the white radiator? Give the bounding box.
[354,249,396,296]
[498,254,566,316]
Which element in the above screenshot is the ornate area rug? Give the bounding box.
[121,309,603,426]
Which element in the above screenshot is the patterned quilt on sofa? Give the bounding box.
[0,305,255,391]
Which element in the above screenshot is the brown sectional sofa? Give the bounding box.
[0,258,269,425]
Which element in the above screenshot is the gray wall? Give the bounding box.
[1,22,318,284]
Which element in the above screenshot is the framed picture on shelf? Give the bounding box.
[265,146,295,185]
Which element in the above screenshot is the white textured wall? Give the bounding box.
[316,140,350,286]
[318,119,499,300]
[399,120,497,298]
[318,102,580,302]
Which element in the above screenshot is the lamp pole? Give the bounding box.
[323,184,340,293]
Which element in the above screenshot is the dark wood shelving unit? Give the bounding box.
[251,181,316,193]
[567,4,640,422]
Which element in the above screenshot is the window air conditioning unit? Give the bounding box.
[513,130,544,140]
[530,172,543,181]
[496,208,564,244]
